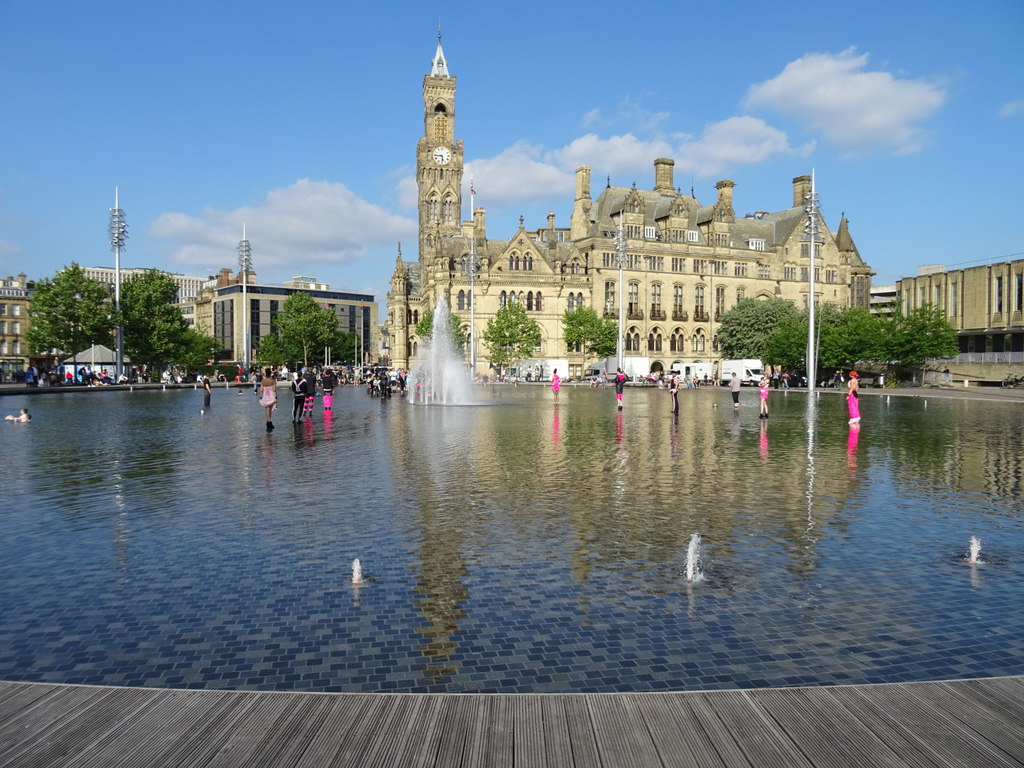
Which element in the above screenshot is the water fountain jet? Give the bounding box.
[411,297,474,405]
[685,533,704,583]
[968,536,982,565]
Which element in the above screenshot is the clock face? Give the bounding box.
[432,146,451,165]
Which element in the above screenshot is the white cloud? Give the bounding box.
[744,48,946,155]
[552,133,675,176]
[151,179,417,276]
[463,141,575,206]
[674,117,810,179]
[997,98,1024,118]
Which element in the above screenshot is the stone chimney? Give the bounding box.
[714,179,735,222]
[654,158,675,194]
[570,165,592,241]
[793,174,811,208]
[473,206,486,252]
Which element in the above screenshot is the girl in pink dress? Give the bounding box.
[758,375,770,419]
[847,370,860,424]
[551,369,560,402]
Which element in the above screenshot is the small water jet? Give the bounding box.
[968,536,982,565]
[685,533,704,583]
[352,558,362,585]
[411,297,474,405]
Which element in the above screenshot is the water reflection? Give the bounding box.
[0,386,1022,693]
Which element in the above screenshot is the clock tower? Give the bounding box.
[417,33,463,262]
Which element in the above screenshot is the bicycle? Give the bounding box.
[1000,372,1024,388]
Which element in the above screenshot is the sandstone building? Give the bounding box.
[387,38,874,380]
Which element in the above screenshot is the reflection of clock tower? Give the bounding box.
[417,33,463,263]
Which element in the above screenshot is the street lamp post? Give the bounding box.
[238,225,253,374]
[801,171,823,392]
[614,218,626,372]
[469,178,477,375]
[108,188,128,381]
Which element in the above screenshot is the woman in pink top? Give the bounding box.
[758,375,770,419]
[551,369,560,402]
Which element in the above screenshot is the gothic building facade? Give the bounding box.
[387,38,873,380]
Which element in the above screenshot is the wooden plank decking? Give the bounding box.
[1,677,1022,767]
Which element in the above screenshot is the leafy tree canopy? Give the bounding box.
[481,301,542,373]
[274,291,345,367]
[562,306,618,364]
[715,298,800,359]
[120,270,190,367]
[878,301,958,368]
[26,262,114,356]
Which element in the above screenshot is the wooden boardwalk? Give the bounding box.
[1,677,1023,767]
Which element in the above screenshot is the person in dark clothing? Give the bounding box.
[202,375,212,408]
[291,372,308,423]
[614,368,626,411]
[321,368,336,410]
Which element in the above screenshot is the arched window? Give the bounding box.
[509,255,515,271]
[457,290,466,310]
[536,292,543,311]
[413,310,419,323]
[509,291,517,305]
[694,285,705,313]
[514,254,520,270]
[527,255,533,271]
[576,292,583,308]
[568,294,575,311]
[499,291,507,309]
[632,331,641,351]
[527,292,534,311]
[691,331,705,353]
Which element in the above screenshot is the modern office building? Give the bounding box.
[193,268,378,366]
[82,266,206,326]
[896,260,1024,363]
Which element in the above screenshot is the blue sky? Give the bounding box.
[2,0,1022,321]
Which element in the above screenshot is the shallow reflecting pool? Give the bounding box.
[1,383,1022,693]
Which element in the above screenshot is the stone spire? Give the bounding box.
[431,28,450,78]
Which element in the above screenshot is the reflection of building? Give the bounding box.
[193,269,378,364]
[0,273,33,380]
[82,266,205,325]
[387,36,873,380]
[896,261,1024,364]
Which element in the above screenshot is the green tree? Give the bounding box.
[716,298,800,359]
[120,270,191,368]
[762,313,808,372]
[415,307,468,355]
[26,262,114,355]
[818,306,879,370]
[562,306,618,364]
[877,300,958,381]
[274,291,343,367]
[175,328,220,371]
[255,333,287,368]
[481,302,542,376]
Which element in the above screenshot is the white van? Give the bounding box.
[720,359,764,386]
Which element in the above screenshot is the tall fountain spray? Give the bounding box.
[413,297,474,405]
[686,533,704,583]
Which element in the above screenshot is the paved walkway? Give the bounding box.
[2,677,1023,767]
